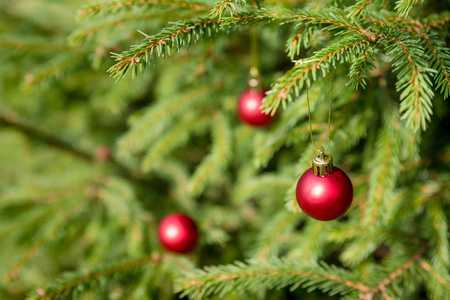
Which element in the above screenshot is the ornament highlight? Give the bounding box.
[237,90,275,127]
[296,149,353,221]
[158,213,199,253]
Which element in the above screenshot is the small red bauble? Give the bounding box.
[296,151,353,221]
[237,90,276,127]
[158,213,199,253]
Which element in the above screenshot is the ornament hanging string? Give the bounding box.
[305,73,333,152]
[249,26,261,88]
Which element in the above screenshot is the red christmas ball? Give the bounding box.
[237,90,276,126]
[295,167,353,221]
[158,213,199,253]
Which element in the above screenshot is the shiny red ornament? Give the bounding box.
[158,213,199,253]
[296,151,353,221]
[237,90,275,127]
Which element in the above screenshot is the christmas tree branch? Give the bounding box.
[154,159,197,212]
[71,13,159,42]
[424,12,450,29]
[141,114,210,172]
[0,106,143,181]
[347,0,376,18]
[8,200,89,281]
[0,106,93,161]
[109,7,383,80]
[0,36,73,52]
[347,45,376,89]
[108,18,220,79]
[376,252,421,289]
[263,35,371,114]
[362,17,450,98]
[221,9,378,41]
[365,118,402,225]
[286,24,307,59]
[426,200,450,268]
[209,0,246,19]
[28,253,162,300]
[395,0,421,18]
[117,86,209,156]
[78,0,209,19]
[292,11,376,38]
[420,31,450,98]
[189,112,232,196]
[176,259,373,299]
[418,260,450,291]
[379,29,434,131]
[23,52,87,89]
[364,247,426,298]
[233,173,294,204]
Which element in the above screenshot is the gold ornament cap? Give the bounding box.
[312,147,333,177]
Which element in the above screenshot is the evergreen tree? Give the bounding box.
[1,0,449,299]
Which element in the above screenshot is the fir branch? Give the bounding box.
[422,11,450,29]
[23,51,87,89]
[346,45,377,90]
[363,17,449,98]
[426,200,450,268]
[141,114,210,173]
[154,160,196,212]
[0,36,73,53]
[98,176,146,224]
[284,183,301,213]
[222,9,378,40]
[347,0,377,19]
[340,233,386,267]
[218,10,296,28]
[27,254,162,300]
[263,35,370,114]
[395,0,421,18]
[108,18,220,79]
[420,30,450,99]
[176,259,372,299]
[209,0,246,19]
[364,115,402,225]
[71,13,159,43]
[379,29,434,131]
[92,71,154,116]
[8,200,90,280]
[189,113,232,196]
[0,106,142,182]
[109,8,379,80]
[117,86,209,157]
[252,210,300,259]
[0,179,90,207]
[385,16,425,29]
[418,259,450,291]
[290,10,379,40]
[293,221,328,260]
[368,247,426,297]
[0,106,93,161]
[232,173,293,204]
[286,24,307,60]
[78,0,209,20]
[380,11,450,30]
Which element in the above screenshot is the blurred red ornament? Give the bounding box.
[94,145,111,162]
[237,90,276,127]
[158,213,199,253]
[296,151,353,221]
